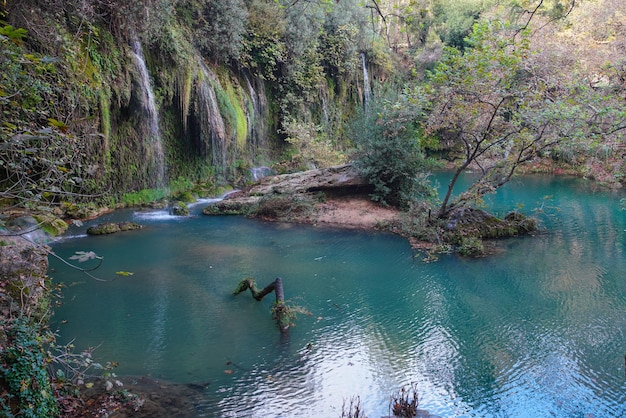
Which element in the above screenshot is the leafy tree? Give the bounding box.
[431,0,490,49]
[352,92,434,208]
[191,0,248,63]
[419,19,598,218]
[241,0,286,81]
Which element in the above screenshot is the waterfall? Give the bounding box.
[243,73,268,158]
[131,39,165,187]
[196,59,228,174]
[250,166,273,182]
[361,53,371,112]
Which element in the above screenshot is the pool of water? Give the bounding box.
[48,176,626,417]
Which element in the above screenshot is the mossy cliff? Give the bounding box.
[0,241,58,416]
[1,1,385,211]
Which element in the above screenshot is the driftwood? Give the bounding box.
[233,277,290,333]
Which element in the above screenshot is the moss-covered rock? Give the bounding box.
[33,213,68,237]
[87,222,120,235]
[87,222,142,235]
[118,221,143,232]
[203,196,261,216]
[442,207,538,256]
[170,201,190,216]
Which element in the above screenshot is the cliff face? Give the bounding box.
[0,242,50,320]
[1,1,372,205]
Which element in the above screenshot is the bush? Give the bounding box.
[0,317,58,418]
[458,236,485,257]
[351,92,435,208]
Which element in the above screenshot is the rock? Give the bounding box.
[170,201,189,216]
[0,243,50,317]
[87,222,120,235]
[118,221,143,231]
[444,207,537,239]
[245,163,367,196]
[203,196,261,216]
[204,164,371,217]
[87,222,142,235]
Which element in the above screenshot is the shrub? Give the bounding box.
[0,316,58,418]
[458,236,485,257]
[351,92,435,208]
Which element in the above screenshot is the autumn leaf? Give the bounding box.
[69,251,100,263]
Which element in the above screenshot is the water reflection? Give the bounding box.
[49,175,626,417]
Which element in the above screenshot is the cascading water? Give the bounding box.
[131,39,165,187]
[243,73,268,156]
[361,52,371,111]
[195,59,228,174]
[250,166,273,182]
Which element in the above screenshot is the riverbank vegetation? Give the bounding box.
[1,0,625,416]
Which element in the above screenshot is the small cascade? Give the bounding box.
[361,52,372,112]
[250,166,274,182]
[195,59,228,174]
[131,39,165,187]
[243,73,268,155]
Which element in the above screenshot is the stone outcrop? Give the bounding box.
[204,164,371,216]
[444,207,538,238]
[0,241,50,318]
[87,221,143,235]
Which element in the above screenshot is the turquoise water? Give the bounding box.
[49,175,626,417]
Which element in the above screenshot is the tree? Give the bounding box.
[191,0,248,64]
[352,92,434,209]
[241,0,286,81]
[419,20,583,218]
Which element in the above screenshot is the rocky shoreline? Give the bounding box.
[204,164,402,230]
[203,164,538,255]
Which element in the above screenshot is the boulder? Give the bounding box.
[170,201,190,216]
[87,222,142,235]
[204,164,370,216]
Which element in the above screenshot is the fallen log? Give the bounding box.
[233,277,290,333]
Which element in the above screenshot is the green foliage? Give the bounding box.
[457,236,485,256]
[432,0,490,49]
[0,24,105,210]
[352,92,435,208]
[120,188,168,207]
[169,176,194,198]
[0,316,58,418]
[190,0,248,63]
[318,0,370,79]
[420,19,588,217]
[281,118,346,170]
[241,0,286,81]
[0,24,27,43]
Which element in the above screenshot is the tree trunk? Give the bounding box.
[233,277,290,333]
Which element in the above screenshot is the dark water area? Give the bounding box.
[48,175,626,417]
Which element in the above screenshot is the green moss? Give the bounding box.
[214,69,248,150]
[458,236,485,256]
[121,188,168,207]
[32,214,68,236]
[99,89,111,141]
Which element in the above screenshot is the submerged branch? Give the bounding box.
[233,277,290,332]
